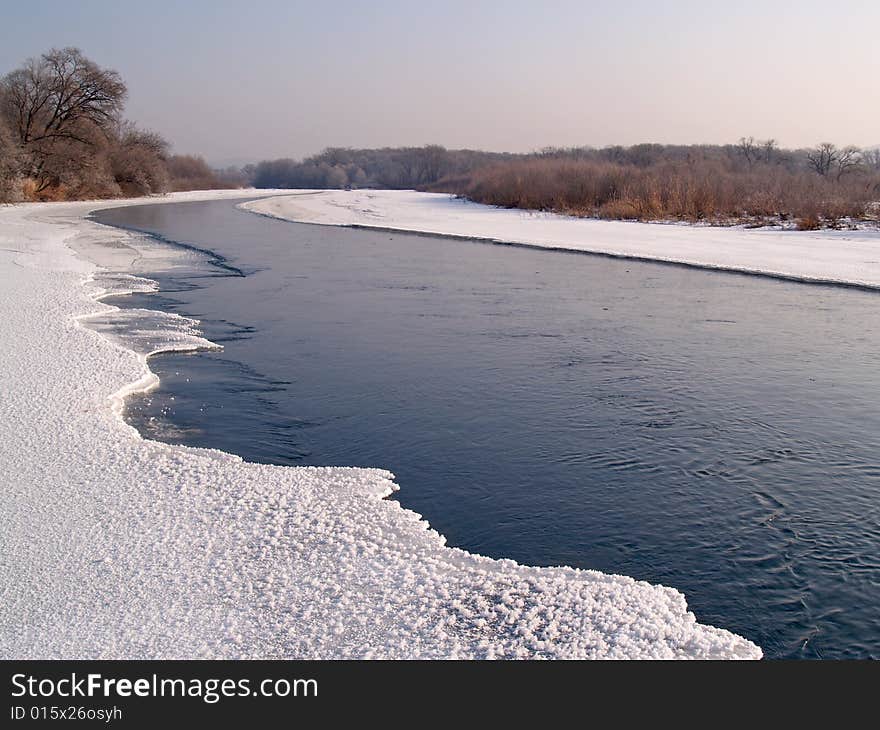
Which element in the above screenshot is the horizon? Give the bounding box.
[2,0,878,166]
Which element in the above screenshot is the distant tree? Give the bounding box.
[834,145,862,181]
[320,147,353,167]
[320,162,348,188]
[806,143,838,177]
[348,166,368,187]
[109,122,169,195]
[863,148,880,171]
[626,143,665,167]
[167,154,212,180]
[417,144,449,184]
[737,137,759,168]
[736,137,777,167]
[241,163,257,183]
[761,138,778,163]
[166,154,224,191]
[599,145,626,164]
[214,165,248,188]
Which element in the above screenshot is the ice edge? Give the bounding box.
[0,191,763,660]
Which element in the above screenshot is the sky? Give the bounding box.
[1,0,877,165]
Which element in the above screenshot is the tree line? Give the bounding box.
[0,48,240,202]
[252,140,880,229]
[3,47,877,231]
[250,146,515,190]
[429,140,880,229]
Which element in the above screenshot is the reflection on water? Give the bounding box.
[93,200,880,659]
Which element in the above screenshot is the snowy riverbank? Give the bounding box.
[0,190,760,659]
[242,190,880,289]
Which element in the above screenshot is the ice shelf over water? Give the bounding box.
[242,190,880,289]
[0,190,761,659]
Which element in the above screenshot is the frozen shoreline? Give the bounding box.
[242,190,880,289]
[0,190,760,659]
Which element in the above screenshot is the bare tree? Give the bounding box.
[0,113,23,202]
[737,136,759,168]
[834,145,862,181]
[416,144,448,184]
[806,143,838,177]
[109,122,169,195]
[0,46,250,200]
[762,138,778,163]
[1,48,126,146]
[1,48,126,191]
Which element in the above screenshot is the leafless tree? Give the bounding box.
[806,143,838,177]
[1,48,126,147]
[109,122,169,195]
[250,141,880,228]
[416,144,449,184]
[0,46,254,200]
[1,48,126,192]
[737,136,759,168]
[0,113,23,202]
[834,145,862,181]
[762,139,778,163]
[166,154,246,191]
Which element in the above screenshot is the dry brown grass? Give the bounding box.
[20,178,75,201]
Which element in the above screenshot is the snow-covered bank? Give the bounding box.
[242,190,880,289]
[0,191,760,659]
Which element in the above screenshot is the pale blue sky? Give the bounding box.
[2,0,877,164]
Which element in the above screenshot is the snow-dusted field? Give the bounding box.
[0,190,760,659]
[243,190,880,289]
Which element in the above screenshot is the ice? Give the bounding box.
[242,190,880,289]
[0,190,761,659]
[80,307,217,359]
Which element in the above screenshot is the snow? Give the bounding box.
[242,190,880,289]
[0,190,761,659]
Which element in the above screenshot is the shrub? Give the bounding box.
[0,116,22,202]
[796,209,821,230]
[433,146,880,228]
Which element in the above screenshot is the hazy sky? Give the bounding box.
[2,0,877,164]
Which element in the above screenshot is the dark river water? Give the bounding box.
[93,199,880,659]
